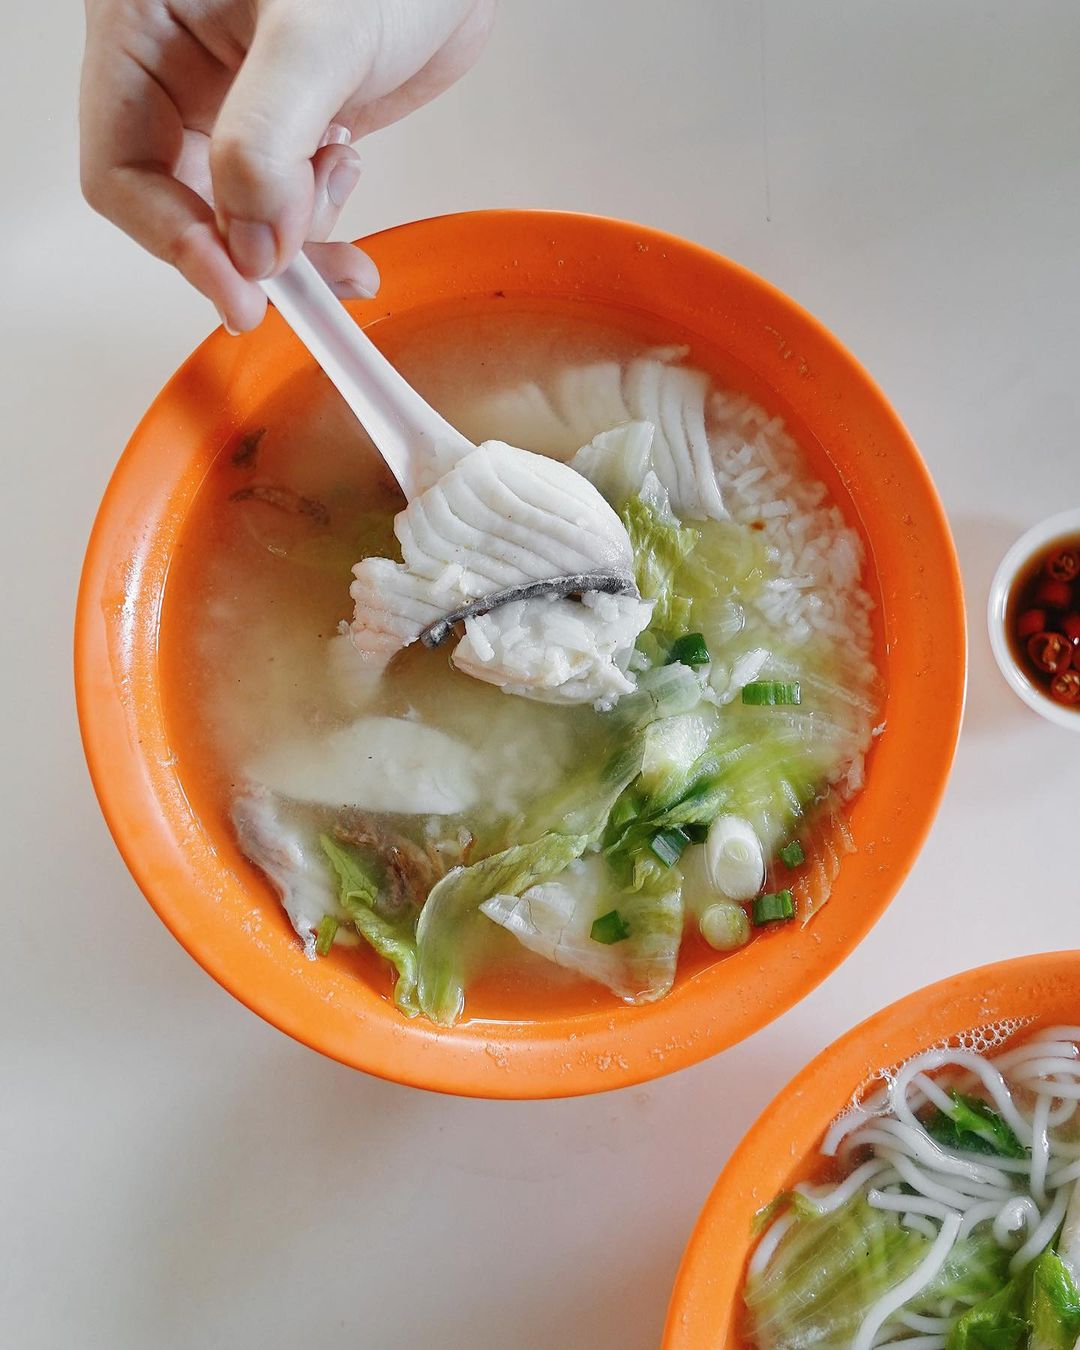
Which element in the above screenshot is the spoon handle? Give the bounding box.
[262,251,474,499]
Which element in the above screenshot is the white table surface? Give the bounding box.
[5,3,1079,1346]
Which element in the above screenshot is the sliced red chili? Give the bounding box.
[1017,608,1047,640]
[1027,631,1073,675]
[1046,548,1080,583]
[1049,670,1080,705]
[1061,613,1080,644]
[1034,577,1073,609]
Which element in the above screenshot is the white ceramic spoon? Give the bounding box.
[262,250,473,500]
[261,252,637,647]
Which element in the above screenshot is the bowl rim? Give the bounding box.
[663,948,1080,1348]
[987,507,1080,731]
[74,207,967,1098]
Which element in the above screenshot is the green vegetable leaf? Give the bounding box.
[747,1194,1014,1350]
[745,1195,931,1349]
[926,1091,1027,1160]
[320,835,420,1017]
[314,914,338,957]
[481,854,682,1003]
[416,832,589,1025]
[321,834,380,906]
[1028,1248,1080,1350]
[620,494,699,644]
[947,1278,1028,1350]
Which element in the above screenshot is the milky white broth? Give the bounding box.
[160,300,879,1020]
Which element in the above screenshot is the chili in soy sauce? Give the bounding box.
[1007,535,1080,708]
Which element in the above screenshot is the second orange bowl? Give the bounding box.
[75,210,966,1097]
[663,950,1080,1347]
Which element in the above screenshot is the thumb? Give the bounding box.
[210,9,365,279]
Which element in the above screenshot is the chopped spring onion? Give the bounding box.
[683,821,710,845]
[706,815,766,901]
[590,909,631,945]
[315,914,339,956]
[700,902,751,951]
[779,840,805,867]
[649,826,691,867]
[752,889,795,925]
[667,632,711,668]
[742,680,801,706]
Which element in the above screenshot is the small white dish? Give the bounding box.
[988,507,1080,730]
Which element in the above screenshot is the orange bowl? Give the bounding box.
[75,210,965,1098]
[663,950,1080,1347]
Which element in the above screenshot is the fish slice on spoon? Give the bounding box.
[261,254,646,703]
[263,254,635,593]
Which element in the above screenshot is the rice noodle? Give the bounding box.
[841,1123,1012,1190]
[867,1190,960,1223]
[1048,1159,1080,1189]
[894,1311,953,1333]
[1029,1092,1052,1206]
[874,1148,1010,1207]
[889,1050,1033,1148]
[956,1198,1005,1239]
[1009,1183,1071,1275]
[993,1195,1040,1247]
[874,1338,947,1349]
[747,1212,795,1278]
[794,1157,893,1214]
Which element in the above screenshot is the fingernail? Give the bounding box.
[226,218,277,280]
[331,251,381,301]
[321,122,351,148]
[327,158,362,210]
[213,304,240,335]
[330,278,377,301]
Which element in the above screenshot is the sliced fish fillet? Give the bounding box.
[452,590,653,709]
[232,789,341,956]
[468,355,728,521]
[247,716,480,815]
[348,440,638,701]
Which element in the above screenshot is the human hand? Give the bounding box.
[80,0,494,331]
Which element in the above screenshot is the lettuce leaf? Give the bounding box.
[1028,1248,1080,1350]
[918,1231,1012,1310]
[944,1244,1080,1350]
[745,1195,931,1348]
[480,854,682,1003]
[320,835,420,1017]
[698,708,833,850]
[620,494,698,644]
[746,1193,1014,1350]
[416,832,589,1025]
[515,663,704,845]
[946,1278,1027,1350]
[925,1091,1027,1160]
[569,422,655,509]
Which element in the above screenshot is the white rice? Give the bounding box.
[707,386,880,800]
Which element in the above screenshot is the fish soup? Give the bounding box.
[160,301,881,1026]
